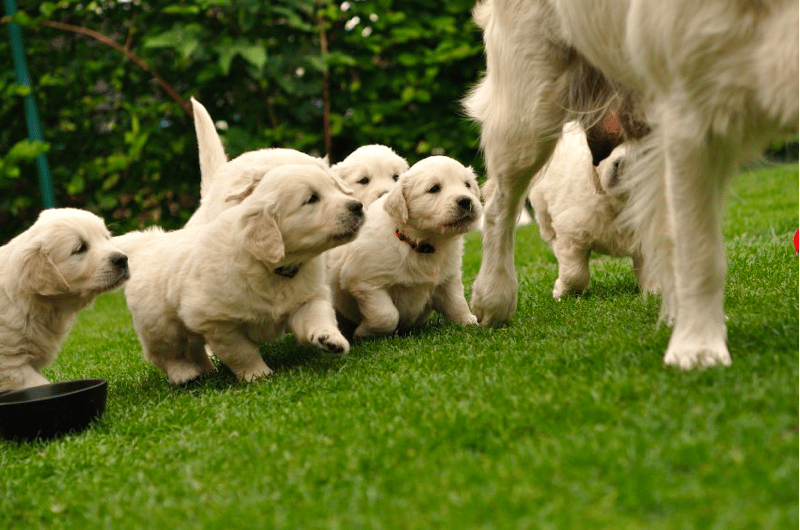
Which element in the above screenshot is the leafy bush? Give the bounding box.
[0,0,484,241]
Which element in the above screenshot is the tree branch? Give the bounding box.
[37,19,192,117]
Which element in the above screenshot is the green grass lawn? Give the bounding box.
[2,163,797,529]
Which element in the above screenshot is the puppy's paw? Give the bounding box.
[311,329,350,355]
[238,362,273,382]
[552,279,568,300]
[455,313,478,326]
[165,360,214,386]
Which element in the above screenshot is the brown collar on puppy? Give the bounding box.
[273,263,302,278]
[396,229,435,254]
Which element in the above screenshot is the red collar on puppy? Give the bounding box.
[395,229,435,254]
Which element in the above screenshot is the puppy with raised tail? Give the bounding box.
[115,164,364,385]
[327,156,482,339]
[0,208,129,391]
[185,97,329,228]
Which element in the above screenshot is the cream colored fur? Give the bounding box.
[0,208,129,391]
[185,98,329,228]
[330,144,409,207]
[464,0,798,369]
[327,156,482,338]
[527,122,648,298]
[114,165,364,385]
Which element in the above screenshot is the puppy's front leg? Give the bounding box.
[432,275,478,326]
[352,288,399,339]
[204,326,272,382]
[290,299,350,354]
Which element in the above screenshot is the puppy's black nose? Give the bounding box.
[456,197,473,211]
[111,253,128,269]
[348,201,364,216]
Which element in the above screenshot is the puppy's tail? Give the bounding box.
[112,227,165,257]
[617,129,675,323]
[191,97,227,198]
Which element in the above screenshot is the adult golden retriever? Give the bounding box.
[464,0,798,368]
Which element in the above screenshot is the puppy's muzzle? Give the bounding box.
[111,252,130,280]
[335,200,365,242]
[347,200,364,217]
[456,197,474,213]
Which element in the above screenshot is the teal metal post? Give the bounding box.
[4,0,56,208]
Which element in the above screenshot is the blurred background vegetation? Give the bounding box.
[1,0,484,240]
[1,0,795,242]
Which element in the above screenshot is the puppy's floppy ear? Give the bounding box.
[17,244,71,296]
[236,201,285,263]
[225,181,257,205]
[383,182,409,223]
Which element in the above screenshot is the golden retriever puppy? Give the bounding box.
[114,165,364,385]
[0,208,129,391]
[185,97,328,227]
[327,156,481,339]
[330,145,409,207]
[527,122,650,298]
[464,0,797,368]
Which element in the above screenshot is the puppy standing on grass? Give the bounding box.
[327,156,482,339]
[0,209,129,391]
[330,145,409,207]
[114,164,364,385]
[526,122,651,299]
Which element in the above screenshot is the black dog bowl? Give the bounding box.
[0,378,108,441]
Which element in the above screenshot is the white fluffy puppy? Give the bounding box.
[330,145,409,207]
[327,156,481,339]
[185,97,328,227]
[115,164,364,385]
[527,122,649,298]
[0,208,129,391]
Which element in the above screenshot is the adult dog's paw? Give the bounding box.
[664,339,731,370]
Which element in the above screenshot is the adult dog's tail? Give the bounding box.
[191,97,227,199]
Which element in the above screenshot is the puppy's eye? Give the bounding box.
[465,181,472,189]
[357,177,370,185]
[305,194,320,205]
[392,174,399,182]
[428,184,440,194]
[73,241,88,255]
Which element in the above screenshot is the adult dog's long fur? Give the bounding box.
[464,0,798,368]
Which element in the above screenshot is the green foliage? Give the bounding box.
[0,0,484,241]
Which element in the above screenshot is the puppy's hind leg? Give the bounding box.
[352,288,400,339]
[551,238,591,299]
[204,326,272,382]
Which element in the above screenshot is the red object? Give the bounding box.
[794,230,799,253]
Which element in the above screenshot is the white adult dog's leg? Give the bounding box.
[661,116,732,369]
[290,299,350,354]
[471,129,562,327]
